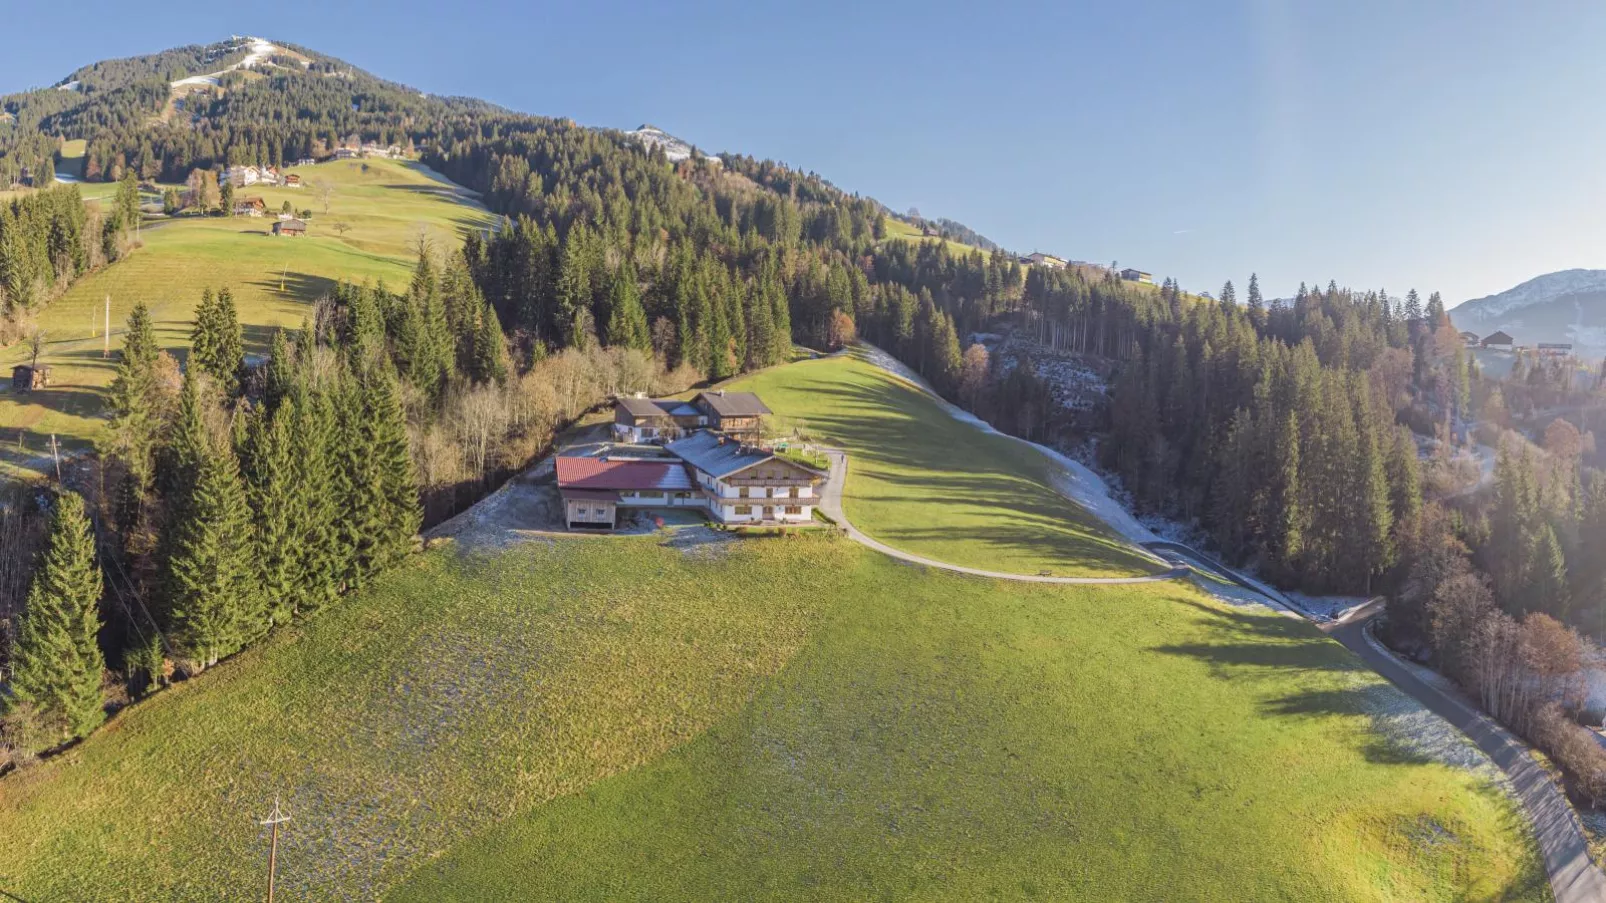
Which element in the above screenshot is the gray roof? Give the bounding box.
[616,396,704,420]
[696,391,771,418]
[665,430,775,478]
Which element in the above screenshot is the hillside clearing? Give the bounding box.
[0,158,494,476]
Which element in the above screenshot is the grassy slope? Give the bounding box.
[732,353,1159,577]
[0,158,493,474]
[881,216,985,257]
[0,356,1546,901]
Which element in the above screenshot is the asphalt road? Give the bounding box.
[1324,601,1606,903]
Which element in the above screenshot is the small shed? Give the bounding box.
[11,364,50,391]
[273,218,307,237]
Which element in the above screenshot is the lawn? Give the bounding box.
[0,158,494,475]
[729,351,1162,578]
[0,352,1548,901]
[881,215,985,257]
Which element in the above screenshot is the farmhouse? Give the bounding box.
[693,390,770,437]
[272,218,307,237]
[556,456,701,529]
[1023,252,1067,269]
[666,431,821,524]
[1482,330,1514,351]
[1459,330,1481,345]
[283,173,302,188]
[611,390,771,442]
[233,196,267,217]
[11,364,49,392]
[613,395,704,443]
[334,148,360,160]
[1120,268,1154,284]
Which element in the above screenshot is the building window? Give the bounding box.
[738,486,749,499]
[785,506,802,515]
[789,487,800,499]
[735,505,752,515]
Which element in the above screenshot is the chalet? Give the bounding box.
[1482,330,1515,351]
[1023,252,1067,269]
[1459,330,1481,345]
[333,148,360,160]
[294,157,317,167]
[283,173,303,188]
[692,390,771,437]
[1120,268,1154,284]
[613,395,704,443]
[1538,342,1574,357]
[233,196,267,217]
[666,431,823,525]
[555,456,700,529]
[272,218,307,237]
[11,364,49,392]
[222,165,263,187]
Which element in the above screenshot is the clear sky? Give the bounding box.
[4,0,1604,306]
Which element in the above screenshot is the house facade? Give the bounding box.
[555,457,702,529]
[692,390,770,437]
[1120,268,1154,284]
[612,396,704,443]
[1482,330,1515,351]
[273,219,307,237]
[666,431,821,524]
[1023,252,1067,269]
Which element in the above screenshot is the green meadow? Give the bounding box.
[0,353,1545,901]
[0,157,494,474]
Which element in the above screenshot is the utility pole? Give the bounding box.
[103,295,110,359]
[50,433,61,483]
[259,795,291,903]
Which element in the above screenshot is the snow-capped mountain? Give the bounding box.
[623,125,719,164]
[1450,269,1606,349]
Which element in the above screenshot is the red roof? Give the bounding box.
[555,457,695,491]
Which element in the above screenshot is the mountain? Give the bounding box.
[1450,269,1606,349]
[623,124,719,164]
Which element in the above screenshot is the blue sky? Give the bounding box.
[5,0,1605,305]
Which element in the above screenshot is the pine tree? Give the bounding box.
[104,302,163,534]
[604,261,650,351]
[166,429,258,667]
[367,366,421,565]
[6,492,106,744]
[241,400,301,627]
[291,381,343,613]
[263,329,295,412]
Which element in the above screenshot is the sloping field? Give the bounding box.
[730,353,1160,578]
[0,158,494,474]
[0,355,1547,901]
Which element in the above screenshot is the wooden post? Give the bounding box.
[260,796,291,903]
[103,295,110,359]
[50,434,61,483]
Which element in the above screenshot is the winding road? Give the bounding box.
[1325,601,1606,902]
[817,413,1605,899]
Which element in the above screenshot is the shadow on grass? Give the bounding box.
[1152,597,1467,769]
[757,368,1156,574]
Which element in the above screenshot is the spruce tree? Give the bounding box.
[367,365,422,565]
[604,262,650,351]
[6,492,106,744]
[241,401,301,627]
[263,329,295,412]
[292,382,343,613]
[166,429,258,667]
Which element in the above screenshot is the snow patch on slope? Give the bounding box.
[624,125,720,164]
[171,36,276,89]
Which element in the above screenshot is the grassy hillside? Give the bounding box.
[0,354,1546,901]
[730,353,1159,578]
[0,158,494,475]
[881,216,986,257]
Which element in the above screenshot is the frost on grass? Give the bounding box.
[1346,672,1504,779]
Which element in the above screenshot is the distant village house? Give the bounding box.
[283,173,302,188]
[272,218,307,237]
[1022,253,1067,269]
[1481,330,1515,351]
[1538,342,1573,357]
[1120,268,1154,284]
[612,391,771,444]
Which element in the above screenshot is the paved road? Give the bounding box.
[818,450,1188,585]
[1322,601,1606,902]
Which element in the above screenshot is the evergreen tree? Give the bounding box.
[263,329,295,412]
[241,401,301,628]
[6,492,105,744]
[604,261,650,351]
[166,428,258,667]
